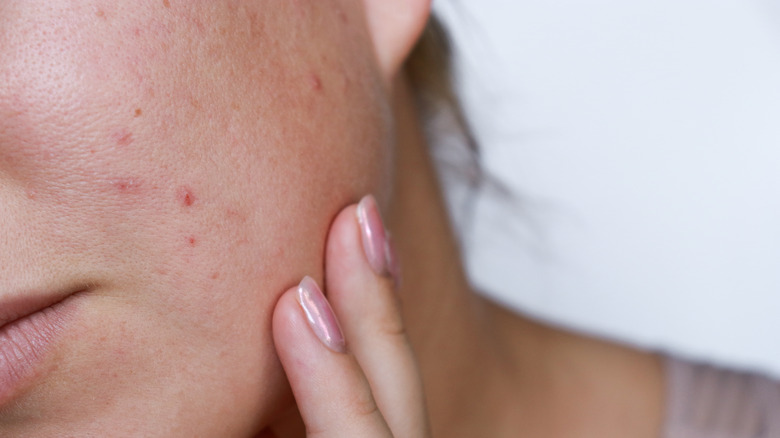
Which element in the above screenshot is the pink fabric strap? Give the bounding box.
[664,357,780,438]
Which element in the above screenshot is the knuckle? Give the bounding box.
[370,295,408,339]
[374,311,408,340]
[347,388,382,419]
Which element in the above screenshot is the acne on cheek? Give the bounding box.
[100,179,213,281]
[309,73,323,92]
[176,186,196,208]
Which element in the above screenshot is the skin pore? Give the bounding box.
[1,0,664,436]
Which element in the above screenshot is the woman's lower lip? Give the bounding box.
[0,292,81,405]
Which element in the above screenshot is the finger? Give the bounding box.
[272,277,393,438]
[324,195,430,438]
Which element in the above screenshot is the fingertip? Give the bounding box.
[271,284,307,353]
[325,203,363,274]
[271,277,391,437]
[272,279,341,349]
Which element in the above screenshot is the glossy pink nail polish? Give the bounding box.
[356,195,389,275]
[296,276,346,354]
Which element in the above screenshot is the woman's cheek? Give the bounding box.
[1,0,391,434]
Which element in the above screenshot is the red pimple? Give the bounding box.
[188,236,197,247]
[309,73,323,92]
[177,186,196,207]
[209,272,220,280]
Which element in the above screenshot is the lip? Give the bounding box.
[0,287,84,405]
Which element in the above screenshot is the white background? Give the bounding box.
[435,0,780,376]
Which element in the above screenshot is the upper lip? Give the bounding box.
[0,286,86,329]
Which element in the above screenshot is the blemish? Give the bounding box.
[248,11,264,38]
[177,186,196,207]
[187,236,197,247]
[96,9,106,19]
[112,130,134,147]
[209,272,220,280]
[309,73,323,92]
[134,108,143,117]
[336,9,348,24]
[163,0,171,8]
[189,96,202,110]
[25,189,38,200]
[225,208,247,223]
[112,178,144,194]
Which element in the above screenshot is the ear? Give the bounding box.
[362,0,432,80]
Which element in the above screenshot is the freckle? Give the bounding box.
[309,73,323,92]
[163,0,171,8]
[134,108,143,117]
[177,186,196,207]
[112,130,134,147]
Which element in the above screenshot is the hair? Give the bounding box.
[406,15,482,187]
[405,16,510,237]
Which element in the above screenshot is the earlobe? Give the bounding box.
[362,0,432,80]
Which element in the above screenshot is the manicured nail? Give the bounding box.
[296,276,346,354]
[356,195,389,275]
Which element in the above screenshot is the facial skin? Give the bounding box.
[0,1,395,435]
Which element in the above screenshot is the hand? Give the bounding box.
[270,195,430,437]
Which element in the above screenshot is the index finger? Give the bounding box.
[272,277,394,438]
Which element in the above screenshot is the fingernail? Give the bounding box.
[356,195,389,275]
[385,233,402,288]
[296,276,346,354]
